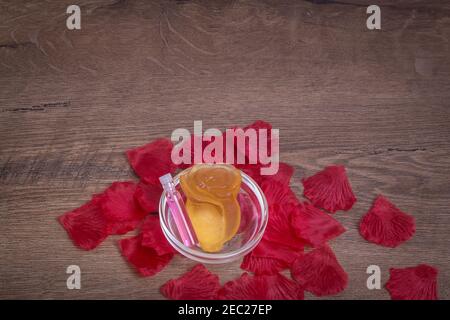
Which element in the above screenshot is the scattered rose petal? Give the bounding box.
[265,273,305,300]
[126,138,176,184]
[251,239,300,265]
[291,202,346,247]
[359,195,415,247]
[239,163,263,182]
[241,254,287,275]
[141,215,175,256]
[263,206,305,250]
[386,264,438,300]
[241,239,303,275]
[259,180,304,249]
[58,194,108,250]
[119,234,173,277]
[242,162,294,187]
[219,273,303,300]
[134,182,163,213]
[261,180,300,213]
[242,237,304,276]
[218,273,267,300]
[101,181,147,234]
[161,264,220,300]
[291,245,348,296]
[302,165,356,213]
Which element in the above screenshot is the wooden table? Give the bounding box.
[1,0,449,299]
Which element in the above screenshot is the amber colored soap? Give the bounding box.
[180,164,242,252]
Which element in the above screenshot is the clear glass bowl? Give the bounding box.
[159,169,268,264]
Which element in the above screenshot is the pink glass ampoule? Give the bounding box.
[159,173,198,247]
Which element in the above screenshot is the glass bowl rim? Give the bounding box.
[158,167,268,263]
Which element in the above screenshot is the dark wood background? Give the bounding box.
[1,0,449,299]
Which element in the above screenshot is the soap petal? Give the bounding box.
[58,195,108,250]
[126,138,176,184]
[359,195,415,247]
[385,264,438,300]
[302,165,356,213]
[134,182,163,213]
[291,245,348,297]
[119,234,173,277]
[141,215,175,256]
[291,202,346,247]
[161,264,221,300]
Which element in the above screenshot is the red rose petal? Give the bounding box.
[141,215,175,256]
[241,240,303,276]
[302,165,356,213]
[359,195,415,247]
[238,172,299,242]
[239,163,263,181]
[219,273,303,300]
[386,264,438,300]
[259,180,304,249]
[252,239,300,265]
[261,179,299,213]
[101,181,147,235]
[134,182,163,213]
[161,264,220,300]
[119,234,173,277]
[242,162,294,187]
[58,195,108,250]
[291,202,346,247]
[263,206,305,250]
[266,162,294,185]
[126,138,176,184]
[241,254,287,275]
[291,245,348,296]
[265,273,304,300]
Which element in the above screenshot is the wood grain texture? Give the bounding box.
[1,0,449,299]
